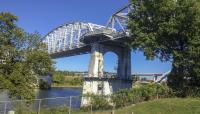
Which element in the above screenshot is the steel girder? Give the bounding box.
[43,4,133,56]
[106,4,133,35]
[43,22,115,54]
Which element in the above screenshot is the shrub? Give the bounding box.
[91,95,112,110]
[140,83,170,100]
[39,80,51,89]
[81,94,112,111]
[175,86,200,98]
[112,83,171,108]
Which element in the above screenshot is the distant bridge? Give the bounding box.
[132,71,171,82]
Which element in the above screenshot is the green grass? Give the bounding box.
[14,98,200,114]
[72,98,200,114]
[86,98,200,114]
[15,106,69,114]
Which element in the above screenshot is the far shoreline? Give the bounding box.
[51,85,82,88]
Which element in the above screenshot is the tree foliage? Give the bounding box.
[0,12,54,99]
[52,71,65,84]
[128,0,200,96]
[52,71,83,86]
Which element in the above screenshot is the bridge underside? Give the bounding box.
[50,45,91,58]
[50,33,131,59]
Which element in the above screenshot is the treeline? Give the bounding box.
[54,70,86,77]
[52,70,83,87]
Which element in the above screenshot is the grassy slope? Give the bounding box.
[114,98,200,114]
[17,98,200,114]
[77,98,200,114]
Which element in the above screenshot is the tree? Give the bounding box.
[0,12,54,99]
[128,0,200,96]
[52,71,65,84]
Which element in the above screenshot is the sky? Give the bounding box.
[0,0,172,74]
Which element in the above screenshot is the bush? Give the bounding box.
[39,80,51,89]
[81,94,112,111]
[112,83,171,108]
[111,88,144,108]
[174,86,200,98]
[140,83,171,100]
[91,95,112,110]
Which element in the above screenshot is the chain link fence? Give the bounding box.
[0,96,116,114]
[0,96,200,114]
[0,96,81,114]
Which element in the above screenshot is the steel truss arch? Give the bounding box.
[106,4,133,35]
[43,22,115,54]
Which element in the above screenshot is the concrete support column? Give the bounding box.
[82,45,132,106]
[118,48,131,79]
[88,43,104,77]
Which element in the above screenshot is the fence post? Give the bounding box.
[112,105,115,114]
[69,96,71,114]
[90,103,92,114]
[38,99,42,114]
[4,102,7,114]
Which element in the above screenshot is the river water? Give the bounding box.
[37,87,82,108]
[0,87,82,109]
[37,87,82,98]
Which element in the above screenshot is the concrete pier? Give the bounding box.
[81,41,132,106]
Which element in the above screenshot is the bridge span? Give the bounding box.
[43,22,131,58]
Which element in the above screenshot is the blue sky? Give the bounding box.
[0,0,172,74]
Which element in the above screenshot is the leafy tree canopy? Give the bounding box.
[0,12,54,99]
[128,0,200,96]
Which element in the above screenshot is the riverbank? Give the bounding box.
[52,76,83,87]
[51,84,82,88]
